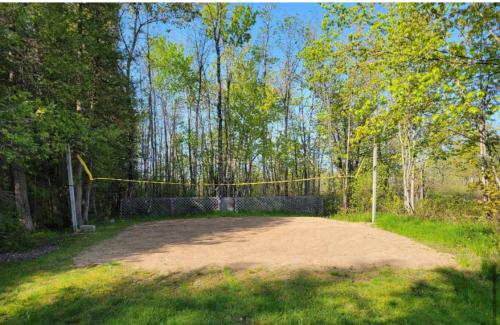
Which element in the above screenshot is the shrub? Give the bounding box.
[351,165,403,214]
[415,194,482,221]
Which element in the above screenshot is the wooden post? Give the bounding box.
[66,144,78,232]
[372,141,377,224]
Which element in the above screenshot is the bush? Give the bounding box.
[415,194,482,221]
[351,166,403,214]
[0,195,63,253]
[0,209,32,253]
[0,210,22,235]
[0,192,23,236]
[0,227,62,253]
[322,192,342,215]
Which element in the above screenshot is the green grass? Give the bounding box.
[0,229,66,253]
[0,214,498,324]
[331,212,497,267]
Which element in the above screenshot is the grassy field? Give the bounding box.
[332,213,497,268]
[0,214,498,324]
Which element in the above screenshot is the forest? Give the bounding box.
[0,3,498,233]
[0,3,499,324]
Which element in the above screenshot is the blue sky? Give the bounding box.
[164,3,326,48]
[249,3,325,29]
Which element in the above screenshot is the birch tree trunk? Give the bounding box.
[410,163,415,212]
[398,125,415,214]
[478,116,490,205]
[419,162,425,200]
[343,114,351,211]
[372,141,378,223]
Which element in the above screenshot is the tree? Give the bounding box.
[201,4,255,195]
[0,4,136,230]
[276,16,305,196]
[119,3,196,197]
[444,4,500,220]
[302,4,374,210]
[149,37,195,189]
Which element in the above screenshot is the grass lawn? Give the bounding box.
[332,212,497,268]
[0,214,498,324]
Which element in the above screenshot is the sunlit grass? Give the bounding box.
[0,262,494,324]
[0,214,497,324]
[331,212,496,267]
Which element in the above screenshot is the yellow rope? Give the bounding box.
[92,177,189,185]
[216,175,353,186]
[76,155,364,187]
[76,154,94,181]
[355,157,365,178]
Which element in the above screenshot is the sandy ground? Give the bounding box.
[75,217,455,273]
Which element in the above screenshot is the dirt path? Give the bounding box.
[0,245,59,264]
[75,217,455,273]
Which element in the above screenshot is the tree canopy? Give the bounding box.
[0,3,498,233]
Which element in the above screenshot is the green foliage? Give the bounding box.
[149,38,194,93]
[201,4,256,46]
[0,92,89,170]
[351,164,403,214]
[230,50,280,166]
[227,4,256,46]
[0,4,136,229]
[305,3,499,219]
[415,195,483,221]
[0,209,21,240]
[201,4,228,39]
[0,229,63,253]
[321,193,341,215]
[1,3,498,235]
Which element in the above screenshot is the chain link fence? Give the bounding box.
[120,196,324,217]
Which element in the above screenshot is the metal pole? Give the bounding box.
[66,144,78,232]
[372,141,378,224]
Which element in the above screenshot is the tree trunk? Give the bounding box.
[478,116,490,205]
[82,180,91,225]
[146,31,155,178]
[66,145,78,232]
[283,87,290,196]
[410,163,415,212]
[343,114,351,211]
[372,141,378,224]
[225,76,232,196]
[194,57,203,195]
[127,131,136,198]
[215,28,224,197]
[75,164,83,226]
[419,163,425,200]
[12,166,34,231]
[161,98,170,182]
[398,125,415,214]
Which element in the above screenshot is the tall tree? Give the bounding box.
[444,4,500,219]
[201,4,255,195]
[119,3,195,196]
